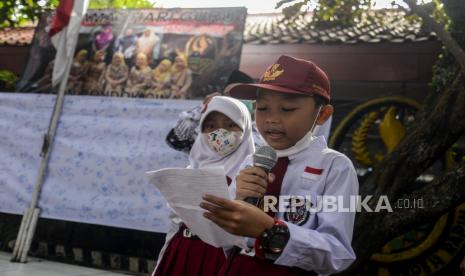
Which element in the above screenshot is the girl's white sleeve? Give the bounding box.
[152,205,182,275]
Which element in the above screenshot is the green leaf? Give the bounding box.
[276,0,300,9]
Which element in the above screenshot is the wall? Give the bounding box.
[0,46,30,75]
[240,41,441,82]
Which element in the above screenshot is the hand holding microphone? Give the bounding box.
[236,146,278,206]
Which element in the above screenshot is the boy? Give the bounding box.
[200,55,358,275]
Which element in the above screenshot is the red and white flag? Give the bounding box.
[49,0,89,86]
[302,166,323,181]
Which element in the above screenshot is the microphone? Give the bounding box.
[245,146,278,206]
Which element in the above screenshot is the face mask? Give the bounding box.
[204,128,243,156]
[274,105,323,158]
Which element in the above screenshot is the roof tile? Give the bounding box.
[0,27,35,46]
[244,9,436,44]
[0,9,436,46]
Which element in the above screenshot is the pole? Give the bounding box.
[11,56,74,263]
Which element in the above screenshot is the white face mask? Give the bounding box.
[274,105,323,157]
[204,128,243,157]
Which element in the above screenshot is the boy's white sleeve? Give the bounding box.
[274,156,359,274]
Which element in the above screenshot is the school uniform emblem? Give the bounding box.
[284,197,311,226]
[262,63,284,81]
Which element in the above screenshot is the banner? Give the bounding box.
[16,7,247,99]
[0,93,201,233]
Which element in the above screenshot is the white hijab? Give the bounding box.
[188,96,255,179]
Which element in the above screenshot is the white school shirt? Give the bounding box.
[229,135,359,275]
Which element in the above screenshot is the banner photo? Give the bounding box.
[16,7,247,99]
[0,93,201,233]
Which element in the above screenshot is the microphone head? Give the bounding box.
[253,146,278,173]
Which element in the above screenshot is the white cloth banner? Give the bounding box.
[0,93,200,233]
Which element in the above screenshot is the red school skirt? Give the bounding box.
[218,249,317,276]
[153,224,226,276]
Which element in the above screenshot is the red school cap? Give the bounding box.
[226,55,330,102]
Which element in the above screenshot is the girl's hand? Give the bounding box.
[235,167,275,201]
[200,194,274,238]
[203,92,221,105]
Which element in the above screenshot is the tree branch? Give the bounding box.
[347,161,465,273]
[403,0,465,69]
[361,71,465,198]
[384,70,465,198]
[360,0,465,202]
[387,162,465,229]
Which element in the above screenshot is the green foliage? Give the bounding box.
[314,0,372,27]
[89,0,155,9]
[277,0,372,27]
[276,0,452,30]
[431,51,459,93]
[0,69,19,90]
[277,0,462,97]
[428,0,463,94]
[432,0,451,28]
[277,0,310,20]
[0,0,155,28]
[0,0,58,27]
[276,0,461,98]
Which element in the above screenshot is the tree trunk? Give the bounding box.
[366,70,465,199]
[346,69,465,271]
[345,161,465,273]
[347,1,465,272]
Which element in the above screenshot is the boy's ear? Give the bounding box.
[316,105,334,125]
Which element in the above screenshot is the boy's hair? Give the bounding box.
[313,94,328,107]
[225,70,254,87]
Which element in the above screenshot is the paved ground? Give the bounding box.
[0,251,132,276]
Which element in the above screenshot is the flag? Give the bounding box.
[49,0,89,87]
[302,166,323,181]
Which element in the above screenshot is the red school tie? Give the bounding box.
[264,157,290,216]
[219,157,291,275]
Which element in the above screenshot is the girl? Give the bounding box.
[67,49,88,95]
[153,96,255,276]
[148,59,172,99]
[169,55,192,99]
[125,53,152,97]
[103,52,129,97]
[83,50,106,96]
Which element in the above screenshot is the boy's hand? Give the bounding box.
[200,194,274,238]
[235,167,275,201]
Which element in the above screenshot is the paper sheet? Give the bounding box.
[146,166,246,248]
